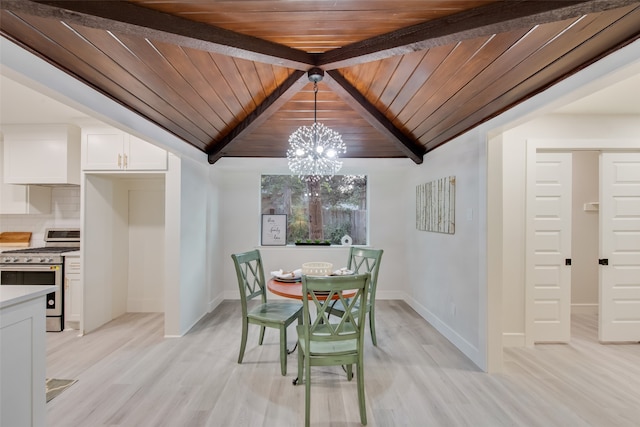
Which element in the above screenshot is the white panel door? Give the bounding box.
[527,152,572,343]
[599,152,640,342]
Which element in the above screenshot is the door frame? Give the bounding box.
[524,138,640,346]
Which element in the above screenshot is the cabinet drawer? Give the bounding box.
[64,257,81,273]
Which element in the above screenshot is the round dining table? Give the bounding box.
[267,278,356,300]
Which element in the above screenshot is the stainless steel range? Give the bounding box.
[0,228,80,332]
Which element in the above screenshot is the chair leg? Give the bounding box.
[369,308,377,346]
[238,318,248,364]
[294,342,303,386]
[357,361,367,425]
[258,325,266,345]
[346,364,353,381]
[279,326,287,376]
[305,354,312,427]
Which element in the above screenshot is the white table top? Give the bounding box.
[0,285,57,309]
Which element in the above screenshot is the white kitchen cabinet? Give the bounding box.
[0,286,51,427]
[0,139,51,214]
[2,124,81,185]
[82,128,167,171]
[64,254,82,330]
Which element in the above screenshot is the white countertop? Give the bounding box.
[0,285,57,309]
[63,250,81,256]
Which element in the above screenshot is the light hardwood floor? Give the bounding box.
[46,301,640,426]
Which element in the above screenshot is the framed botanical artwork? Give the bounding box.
[261,214,287,246]
[416,176,455,234]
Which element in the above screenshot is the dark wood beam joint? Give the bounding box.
[325,70,424,164]
[1,0,315,69]
[207,70,307,164]
[317,0,640,69]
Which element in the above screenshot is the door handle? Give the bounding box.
[599,258,609,266]
[565,259,571,266]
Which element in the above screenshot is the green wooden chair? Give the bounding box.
[231,249,303,376]
[294,273,371,427]
[327,247,383,345]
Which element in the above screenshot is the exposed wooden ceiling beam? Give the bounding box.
[1,0,315,69]
[207,70,308,164]
[324,70,425,164]
[317,0,640,69]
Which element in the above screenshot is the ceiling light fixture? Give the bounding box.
[287,68,346,182]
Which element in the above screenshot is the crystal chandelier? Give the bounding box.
[287,68,346,182]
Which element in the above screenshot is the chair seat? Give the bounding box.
[248,301,302,324]
[296,324,357,356]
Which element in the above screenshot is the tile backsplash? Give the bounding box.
[0,186,80,246]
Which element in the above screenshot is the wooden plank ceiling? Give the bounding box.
[1,1,639,164]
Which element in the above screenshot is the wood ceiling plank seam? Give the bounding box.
[232,57,268,111]
[204,53,252,122]
[390,43,460,125]
[211,55,258,118]
[70,24,216,142]
[419,7,634,144]
[387,36,495,123]
[422,7,640,151]
[377,50,430,113]
[412,20,582,137]
[182,47,242,128]
[252,62,281,100]
[325,70,424,164]
[315,0,640,69]
[130,0,498,51]
[1,12,208,150]
[123,36,228,135]
[207,70,307,164]
[149,40,233,132]
[413,25,565,140]
[348,55,404,111]
[408,28,534,139]
[401,36,495,133]
[340,60,382,99]
[1,0,315,69]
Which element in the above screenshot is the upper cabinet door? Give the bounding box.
[82,128,167,171]
[126,135,167,171]
[82,129,125,170]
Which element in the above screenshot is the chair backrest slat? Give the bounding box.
[301,274,370,345]
[231,250,267,316]
[347,248,383,302]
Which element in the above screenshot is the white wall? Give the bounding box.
[216,158,411,301]
[82,175,118,333]
[404,131,487,368]
[177,156,210,335]
[206,167,225,312]
[126,178,165,312]
[571,151,599,310]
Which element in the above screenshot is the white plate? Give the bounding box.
[332,268,353,276]
[271,269,302,281]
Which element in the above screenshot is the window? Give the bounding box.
[261,175,367,245]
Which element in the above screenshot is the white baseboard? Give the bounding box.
[571,303,598,315]
[403,294,483,370]
[208,294,225,312]
[502,332,526,347]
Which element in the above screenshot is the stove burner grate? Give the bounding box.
[1,247,79,254]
